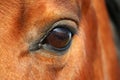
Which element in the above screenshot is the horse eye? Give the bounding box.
[42,26,73,52]
[29,20,77,53]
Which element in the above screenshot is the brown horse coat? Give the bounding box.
[0,0,119,80]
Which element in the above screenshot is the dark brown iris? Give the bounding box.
[44,27,72,49]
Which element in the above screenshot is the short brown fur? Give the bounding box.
[0,0,119,80]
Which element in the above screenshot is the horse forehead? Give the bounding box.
[0,0,91,14]
[0,0,83,7]
[0,0,79,13]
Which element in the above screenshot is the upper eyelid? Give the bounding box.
[55,18,79,26]
[42,18,79,35]
[52,19,78,33]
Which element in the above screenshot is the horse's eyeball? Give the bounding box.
[42,26,73,52]
[44,27,72,50]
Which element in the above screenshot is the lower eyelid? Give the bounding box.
[41,44,70,55]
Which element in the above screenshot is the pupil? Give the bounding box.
[45,27,72,49]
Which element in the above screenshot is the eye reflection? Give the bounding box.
[42,26,72,51]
